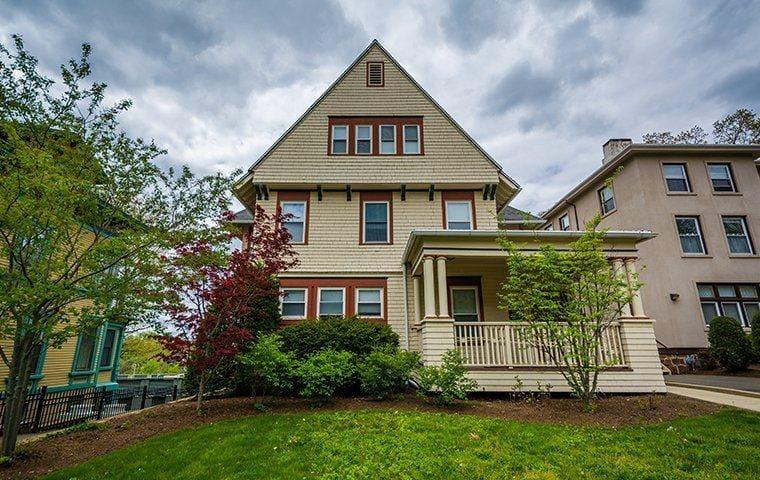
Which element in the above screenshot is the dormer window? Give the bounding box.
[356,125,372,154]
[367,62,384,87]
[332,125,347,154]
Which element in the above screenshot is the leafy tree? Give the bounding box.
[643,108,759,144]
[158,205,297,411]
[498,215,640,409]
[642,125,707,144]
[0,36,234,455]
[120,333,181,376]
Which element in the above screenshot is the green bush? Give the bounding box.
[751,312,760,362]
[707,316,752,372]
[417,349,478,405]
[359,348,421,399]
[237,334,297,397]
[278,316,398,360]
[296,349,356,401]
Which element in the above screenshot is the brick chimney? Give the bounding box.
[602,138,632,164]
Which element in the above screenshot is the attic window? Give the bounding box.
[367,62,384,87]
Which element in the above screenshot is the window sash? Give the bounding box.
[356,125,372,155]
[403,125,420,154]
[451,287,480,322]
[722,217,753,254]
[332,125,348,154]
[74,328,98,372]
[363,201,389,243]
[663,164,690,192]
[707,164,735,192]
[675,216,705,254]
[559,215,570,231]
[599,186,615,214]
[380,125,396,154]
[281,288,307,318]
[356,288,383,317]
[700,301,720,325]
[281,201,306,243]
[698,283,759,327]
[318,288,345,317]
[445,201,472,230]
[99,329,118,368]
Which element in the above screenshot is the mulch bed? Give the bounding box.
[1,393,721,479]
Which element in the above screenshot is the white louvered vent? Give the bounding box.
[367,62,384,87]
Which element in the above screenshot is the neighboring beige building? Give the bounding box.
[542,140,760,360]
[233,41,665,393]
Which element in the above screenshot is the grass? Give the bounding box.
[46,409,759,480]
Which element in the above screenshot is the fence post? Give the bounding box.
[96,386,107,420]
[172,384,178,401]
[140,385,148,410]
[31,386,48,433]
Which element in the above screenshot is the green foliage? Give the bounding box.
[417,349,477,406]
[278,316,398,360]
[358,347,420,399]
[120,334,180,376]
[237,335,296,397]
[296,349,356,401]
[644,108,759,144]
[65,421,107,434]
[750,312,760,362]
[707,316,753,372]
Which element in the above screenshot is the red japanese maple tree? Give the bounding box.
[159,205,297,410]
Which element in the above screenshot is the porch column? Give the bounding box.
[412,276,422,324]
[422,256,436,318]
[436,256,449,318]
[625,258,646,317]
[612,258,632,317]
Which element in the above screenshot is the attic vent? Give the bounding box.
[366,62,384,87]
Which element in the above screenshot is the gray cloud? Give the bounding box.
[708,65,760,108]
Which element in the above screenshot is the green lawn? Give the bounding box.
[46,409,759,480]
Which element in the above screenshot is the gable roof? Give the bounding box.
[238,39,520,194]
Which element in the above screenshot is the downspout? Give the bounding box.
[564,199,580,229]
[402,263,410,350]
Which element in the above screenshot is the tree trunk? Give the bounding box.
[2,335,36,457]
[196,376,204,413]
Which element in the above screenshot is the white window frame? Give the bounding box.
[445,201,473,230]
[675,216,706,255]
[362,201,390,244]
[707,163,736,192]
[559,214,570,231]
[280,288,308,320]
[379,124,396,155]
[355,125,372,155]
[700,300,720,324]
[722,216,754,255]
[662,163,691,193]
[331,125,348,155]
[449,286,481,322]
[402,124,420,154]
[281,201,307,244]
[355,288,384,319]
[598,185,616,215]
[317,287,345,318]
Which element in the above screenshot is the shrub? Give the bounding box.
[359,348,421,399]
[296,349,356,401]
[417,349,478,405]
[237,334,297,398]
[751,312,760,362]
[278,316,398,359]
[707,316,752,372]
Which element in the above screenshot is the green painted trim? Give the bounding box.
[47,381,119,393]
[109,324,126,382]
[69,325,102,383]
[97,323,124,371]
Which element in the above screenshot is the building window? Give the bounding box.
[559,214,570,231]
[698,283,759,326]
[74,328,98,372]
[318,288,345,317]
[545,224,554,231]
[675,216,706,254]
[363,201,390,243]
[331,125,348,154]
[707,163,736,192]
[99,328,119,368]
[722,216,754,255]
[281,288,307,319]
[281,201,307,244]
[403,125,420,154]
[598,185,616,215]
[663,163,691,192]
[366,62,384,86]
[380,125,396,154]
[445,201,473,230]
[356,125,372,155]
[450,286,480,322]
[356,288,383,318]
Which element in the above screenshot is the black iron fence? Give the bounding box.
[0,384,185,435]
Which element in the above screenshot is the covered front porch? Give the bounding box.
[404,230,667,393]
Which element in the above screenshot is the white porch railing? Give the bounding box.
[453,322,627,368]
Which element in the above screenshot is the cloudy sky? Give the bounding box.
[2,0,758,213]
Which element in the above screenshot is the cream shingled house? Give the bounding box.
[232,40,665,393]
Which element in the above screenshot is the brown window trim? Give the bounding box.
[360,191,393,245]
[447,276,485,322]
[276,191,310,245]
[441,191,477,230]
[698,282,759,327]
[366,61,384,87]
[279,278,388,323]
[327,116,424,156]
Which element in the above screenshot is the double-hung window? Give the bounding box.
[281,288,307,319]
[356,288,383,318]
[450,286,480,322]
[662,163,690,192]
[332,125,348,154]
[403,125,420,154]
[74,328,98,372]
[281,201,307,244]
[675,216,706,254]
[707,163,736,192]
[722,216,754,255]
[99,327,119,368]
[699,284,759,327]
[380,125,396,154]
[318,288,345,317]
[356,125,372,154]
[559,214,570,231]
[363,201,389,243]
[598,185,616,215]
[445,201,472,230]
